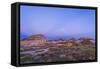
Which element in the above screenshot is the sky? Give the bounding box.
[20,5,95,40]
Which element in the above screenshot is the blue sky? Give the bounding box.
[20,5,95,40]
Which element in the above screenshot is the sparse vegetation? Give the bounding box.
[20,34,96,64]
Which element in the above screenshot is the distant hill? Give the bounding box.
[21,34,47,41]
[20,34,47,46]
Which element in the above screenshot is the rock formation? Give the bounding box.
[21,34,47,47]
